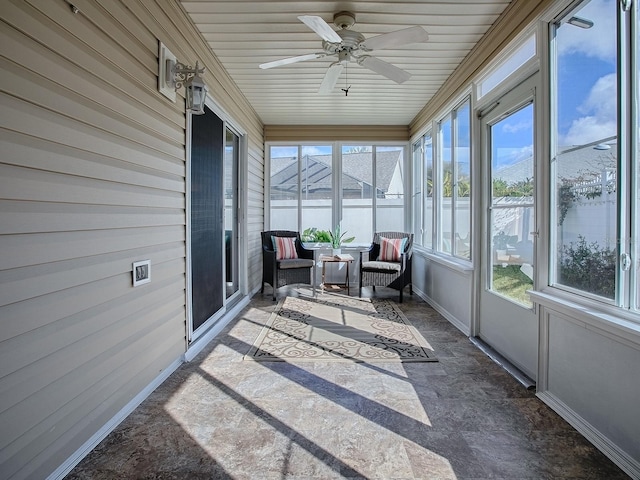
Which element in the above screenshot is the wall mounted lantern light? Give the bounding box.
[158,42,208,115]
[170,60,207,114]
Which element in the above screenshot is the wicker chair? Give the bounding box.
[359,232,413,302]
[261,230,315,301]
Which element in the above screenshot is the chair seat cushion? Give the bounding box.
[362,260,401,272]
[278,258,314,269]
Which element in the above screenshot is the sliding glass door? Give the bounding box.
[188,109,244,342]
[190,106,224,335]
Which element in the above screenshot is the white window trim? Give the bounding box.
[266,141,411,236]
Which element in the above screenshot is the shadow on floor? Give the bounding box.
[67,287,630,479]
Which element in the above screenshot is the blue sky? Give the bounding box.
[493,0,616,168]
[556,0,616,146]
[271,145,332,158]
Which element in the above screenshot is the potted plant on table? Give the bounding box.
[329,224,355,255]
[493,230,509,256]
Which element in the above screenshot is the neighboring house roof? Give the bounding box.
[270,156,297,175]
[494,138,617,185]
[270,150,403,199]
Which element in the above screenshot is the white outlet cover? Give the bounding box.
[158,42,176,102]
[133,260,151,287]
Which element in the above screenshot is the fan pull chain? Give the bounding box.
[341,62,351,96]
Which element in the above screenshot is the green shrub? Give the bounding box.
[301,227,332,243]
[558,235,616,298]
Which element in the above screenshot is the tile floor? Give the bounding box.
[67,288,630,479]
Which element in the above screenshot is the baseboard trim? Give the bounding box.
[537,391,640,479]
[48,356,184,480]
[413,287,471,336]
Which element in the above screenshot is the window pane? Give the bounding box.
[270,146,298,231]
[412,142,422,245]
[342,145,373,243]
[301,146,332,239]
[440,116,453,253]
[478,34,536,98]
[376,146,405,233]
[490,103,535,307]
[424,132,433,249]
[455,101,471,259]
[552,0,617,300]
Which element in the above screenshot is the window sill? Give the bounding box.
[530,288,640,349]
[302,242,371,250]
[413,246,474,273]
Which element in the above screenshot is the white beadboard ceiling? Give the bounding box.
[180,1,512,126]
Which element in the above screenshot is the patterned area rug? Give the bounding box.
[245,294,437,362]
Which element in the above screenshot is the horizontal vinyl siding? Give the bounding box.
[148,1,266,294]
[0,0,264,479]
[246,146,264,290]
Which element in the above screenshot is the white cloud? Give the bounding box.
[271,146,298,158]
[302,146,332,156]
[580,73,616,118]
[557,0,616,62]
[561,73,617,145]
[515,144,534,161]
[495,145,533,168]
[502,119,532,134]
[562,116,617,146]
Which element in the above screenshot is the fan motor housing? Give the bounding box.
[322,29,365,54]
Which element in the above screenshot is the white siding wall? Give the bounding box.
[247,144,265,291]
[0,1,263,478]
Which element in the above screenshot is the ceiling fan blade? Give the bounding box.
[358,56,411,84]
[318,63,344,94]
[298,15,342,43]
[259,53,323,69]
[361,26,429,50]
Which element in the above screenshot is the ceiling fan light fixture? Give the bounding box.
[333,11,356,29]
[323,30,364,54]
[259,11,428,92]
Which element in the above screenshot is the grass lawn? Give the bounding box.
[492,264,533,306]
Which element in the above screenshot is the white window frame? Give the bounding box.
[266,141,410,243]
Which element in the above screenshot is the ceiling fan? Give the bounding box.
[259,11,429,94]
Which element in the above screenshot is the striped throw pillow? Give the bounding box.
[378,237,406,262]
[273,236,298,260]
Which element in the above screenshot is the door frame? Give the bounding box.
[185,98,248,345]
[223,125,243,305]
[472,72,541,379]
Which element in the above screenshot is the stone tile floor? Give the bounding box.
[67,288,630,479]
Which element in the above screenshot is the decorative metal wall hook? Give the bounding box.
[167,60,205,91]
[158,43,208,115]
